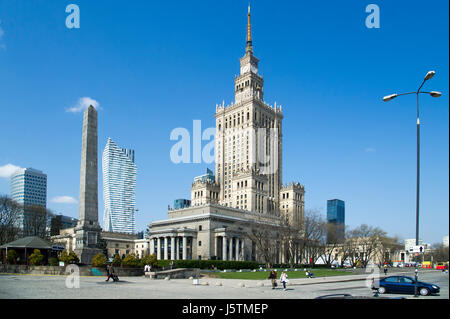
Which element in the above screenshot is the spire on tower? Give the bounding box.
[246,4,253,54]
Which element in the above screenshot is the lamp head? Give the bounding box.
[383,94,398,102]
[425,70,436,81]
[429,91,442,98]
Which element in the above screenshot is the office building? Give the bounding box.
[102,138,138,234]
[326,199,345,243]
[10,168,47,235]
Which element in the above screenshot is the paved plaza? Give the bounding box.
[0,269,447,299]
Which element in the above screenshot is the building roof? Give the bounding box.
[0,236,52,249]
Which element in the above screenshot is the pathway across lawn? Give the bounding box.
[202,269,353,280]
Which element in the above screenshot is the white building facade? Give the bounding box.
[102,138,138,234]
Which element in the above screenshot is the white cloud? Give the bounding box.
[365,147,376,153]
[0,164,23,178]
[66,97,100,113]
[51,196,78,204]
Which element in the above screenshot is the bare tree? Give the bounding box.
[298,210,326,266]
[378,236,403,264]
[279,212,303,267]
[426,243,449,263]
[22,204,49,239]
[347,224,387,268]
[246,217,281,267]
[0,196,22,245]
[321,223,345,266]
[229,215,281,268]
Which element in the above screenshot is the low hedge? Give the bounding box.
[157,259,259,270]
[271,264,332,269]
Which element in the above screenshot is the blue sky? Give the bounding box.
[0,0,448,244]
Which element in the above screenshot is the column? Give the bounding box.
[156,237,161,260]
[171,236,176,260]
[149,238,154,256]
[240,239,245,261]
[164,237,168,260]
[192,237,197,260]
[222,235,227,261]
[235,238,240,261]
[175,237,180,260]
[214,236,219,258]
[228,237,233,261]
[182,236,187,260]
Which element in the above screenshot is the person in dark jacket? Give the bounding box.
[105,264,112,282]
[268,270,277,289]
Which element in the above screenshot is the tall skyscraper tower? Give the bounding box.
[102,138,137,234]
[214,5,284,215]
[10,167,47,234]
[327,199,345,243]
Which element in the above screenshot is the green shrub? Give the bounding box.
[29,249,44,266]
[91,253,107,267]
[111,254,121,266]
[58,250,79,264]
[48,257,59,266]
[6,249,17,264]
[156,259,259,270]
[140,253,157,268]
[121,253,140,268]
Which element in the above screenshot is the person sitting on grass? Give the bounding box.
[306,270,315,278]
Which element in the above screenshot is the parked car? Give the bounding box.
[378,276,440,296]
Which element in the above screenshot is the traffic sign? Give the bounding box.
[409,245,424,253]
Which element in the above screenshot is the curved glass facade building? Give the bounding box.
[102,138,137,234]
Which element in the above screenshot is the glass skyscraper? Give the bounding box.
[102,138,137,234]
[327,199,345,243]
[10,167,47,232]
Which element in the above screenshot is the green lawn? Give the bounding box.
[202,269,353,280]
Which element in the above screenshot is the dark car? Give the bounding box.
[378,276,440,296]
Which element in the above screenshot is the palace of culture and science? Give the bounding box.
[148,7,305,263]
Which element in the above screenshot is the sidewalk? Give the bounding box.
[198,269,442,288]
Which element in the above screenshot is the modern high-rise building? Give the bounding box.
[102,138,137,234]
[173,199,191,210]
[326,199,345,243]
[47,213,78,236]
[10,168,47,234]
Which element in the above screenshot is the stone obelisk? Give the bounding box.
[74,105,102,264]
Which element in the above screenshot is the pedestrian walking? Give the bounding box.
[109,265,119,282]
[106,264,116,282]
[268,270,277,289]
[280,271,289,290]
[105,264,111,281]
[371,278,380,297]
[170,260,174,270]
[383,264,388,276]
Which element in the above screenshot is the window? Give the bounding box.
[384,277,398,283]
[198,241,202,246]
[199,225,202,231]
[399,277,414,284]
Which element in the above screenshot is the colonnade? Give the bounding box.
[151,235,195,260]
[216,235,245,261]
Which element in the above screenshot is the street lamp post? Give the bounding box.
[383,70,442,297]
